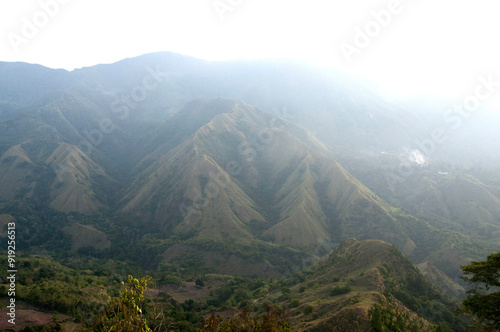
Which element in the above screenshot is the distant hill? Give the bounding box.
[391,170,500,242]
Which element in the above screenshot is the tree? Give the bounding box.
[195,278,205,288]
[96,275,152,332]
[459,252,500,329]
[369,304,383,332]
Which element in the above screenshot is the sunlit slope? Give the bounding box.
[0,140,111,214]
[122,136,264,243]
[0,91,123,214]
[0,94,116,215]
[46,143,109,214]
[121,99,407,250]
[272,238,464,331]
[0,144,40,200]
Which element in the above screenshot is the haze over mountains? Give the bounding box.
[1,51,499,330]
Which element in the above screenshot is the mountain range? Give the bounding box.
[0,52,499,330]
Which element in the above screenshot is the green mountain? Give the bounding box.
[0,54,496,272]
[112,98,413,276]
[0,141,110,214]
[0,52,499,330]
[260,238,468,331]
[390,170,500,242]
[122,98,401,245]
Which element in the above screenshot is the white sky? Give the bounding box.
[1,0,500,105]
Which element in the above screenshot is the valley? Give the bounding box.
[0,52,499,331]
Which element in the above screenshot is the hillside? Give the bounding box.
[265,238,468,331]
[111,98,419,276]
[0,54,496,281]
[122,98,403,247]
[389,170,500,242]
[0,140,111,214]
[0,237,469,331]
[0,52,499,330]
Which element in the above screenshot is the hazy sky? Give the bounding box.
[1,0,500,104]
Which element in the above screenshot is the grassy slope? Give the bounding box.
[62,223,111,251]
[0,144,40,201]
[0,142,111,215]
[397,171,500,241]
[117,99,414,277]
[261,238,467,331]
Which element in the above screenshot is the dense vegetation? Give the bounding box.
[459,252,500,330]
[0,241,478,331]
[0,254,295,330]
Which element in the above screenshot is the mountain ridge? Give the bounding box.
[1,53,499,317]
[266,238,467,331]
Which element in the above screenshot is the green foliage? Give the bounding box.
[330,285,351,296]
[369,303,424,332]
[1,204,72,256]
[288,299,300,309]
[0,256,118,320]
[461,252,500,289]
[372,249,467,331]
[302,305,314,315]
[196,278,206,287]
[280,286,290,294]
[95,275,152,332]
[459,252,500,329]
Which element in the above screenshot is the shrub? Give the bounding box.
[303,305,314,315]
[330,285,351,296]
